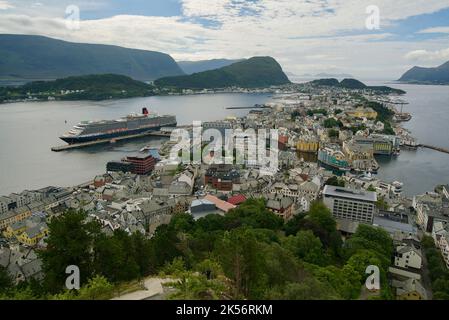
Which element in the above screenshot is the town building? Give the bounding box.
[345,107,377,119]
[323,185,377,224]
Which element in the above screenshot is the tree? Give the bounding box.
[325,176,345,187]
[225,199,283,230]
[323,118,342,128]
[328,129,339,138]
[93,231,141,283]
[282,230,328,266]
[266,278,340,300]
[0,266,13,294]
[344,224,393,264]
[215,228,266,299]
[52,275,115,300]
[149,224,183,272]
[307,202,337,235]
[283,213,306,236]
[39,209,101,293]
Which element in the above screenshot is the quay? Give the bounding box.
[419,144,449,155]
[51,131,172,152]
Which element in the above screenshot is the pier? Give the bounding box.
[51,131,172,152]
[419,144,449,155]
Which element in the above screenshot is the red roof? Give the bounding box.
[227,194,247,205]
[204,195,236,213]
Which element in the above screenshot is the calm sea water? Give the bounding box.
[0,84,448,196]
[0,94,271,195]
[370,82,449,195]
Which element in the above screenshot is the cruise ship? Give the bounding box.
[60,108,177,144]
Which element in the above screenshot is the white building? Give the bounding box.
[394,244,422,270]
[323,185,377,223]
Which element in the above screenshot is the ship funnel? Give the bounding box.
[142,107,149,115]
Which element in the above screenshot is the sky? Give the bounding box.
[1,0,449,80]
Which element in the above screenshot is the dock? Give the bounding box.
[51,131,172,152]
[419,144,449,155]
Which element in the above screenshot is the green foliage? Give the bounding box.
[307,108,328,116]
[328,129,339,138]
[344,224,393,264]
[1,74,155,102]
[0,287,39,300]
[282,230,329,266]
[0,266,13,294]
[224,198,284,230]
[39,209,153,295]
[51,275,114,300]
[155,57,290,89]
[39,209,100,293]
[325,176,345,187]
[323,118,343,128]
[266,278,341,300]
[283,213,306,236]
[3,198,404,300]
[310,78,405,94]
[334,109,343,115]
[307,202,337,235]
[309,264,361,299]
[422,235,449,298]
[215,228,267,299]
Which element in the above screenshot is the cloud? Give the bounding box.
[1,0,449,79]
[418,26,449,34]
[405,47,449,63]
[0,0,13,10]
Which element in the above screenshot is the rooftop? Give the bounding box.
[323,185,377,202]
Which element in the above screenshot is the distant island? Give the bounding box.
[0,34,184,81]
[0,74,155,102]
[398,61,449,85]
[177,59,245,74]
[155,57,291,89]
[309,78,406,94]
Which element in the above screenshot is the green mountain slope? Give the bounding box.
[155,56,291,89]
[0,74,154,102]
[310,78,405,94]
[177,59,245,74]
[399,61,449,84]
[0,34,184,81]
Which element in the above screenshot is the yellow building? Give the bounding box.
[2,221,26,239]
[17,224,48,246]
[0,207,32,230]
[297,137,319,153]
[393,279,427,300]
[343,141,374,161]
[346,107,377,119]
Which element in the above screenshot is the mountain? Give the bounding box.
[399,61,449,84]
[155,56,290,89]
[177,59,245,74]
[310,78,405,94]
[0,74,154,102]
[339,78,367,89]
[315,73,354,78]
[0,34,184,81]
